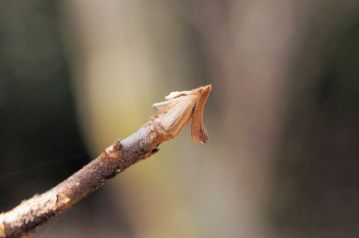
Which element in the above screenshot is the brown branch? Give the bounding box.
[0,85,212,238]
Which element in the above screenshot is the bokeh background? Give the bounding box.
[1,0,359,237]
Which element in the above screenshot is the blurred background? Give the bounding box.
[0,0,359,237]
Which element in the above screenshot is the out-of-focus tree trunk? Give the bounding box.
[191,0,302,237]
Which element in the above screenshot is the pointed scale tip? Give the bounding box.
[203,84,212,91]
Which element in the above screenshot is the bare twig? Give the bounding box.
[0,85,212,238]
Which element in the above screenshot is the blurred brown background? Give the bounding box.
[1,0,359,237]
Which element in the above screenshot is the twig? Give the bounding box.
[0,85,211,238]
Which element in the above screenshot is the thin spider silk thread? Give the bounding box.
[0,153,87,179]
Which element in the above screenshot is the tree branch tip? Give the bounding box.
[0,85,212,238]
